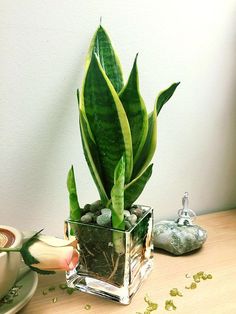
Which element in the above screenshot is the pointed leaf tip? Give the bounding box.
[119,54,148,167]
[77,90,80,105]
[86,26,124,92]
[156,82,180,116]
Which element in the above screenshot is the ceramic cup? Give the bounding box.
[0,225,24,300]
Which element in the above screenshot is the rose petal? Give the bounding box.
[37,235,78,248]
[68,250,80,270]
[29,240,79,271]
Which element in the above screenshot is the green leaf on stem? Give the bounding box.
[67,166,81,221]
[111,156,125,254]
[156,82,180,116]
[124,164,153,209]
[132,82,179,178]
[82,54,133,194]
[86,25,124,93]
[79,107,109,205]
[132,107,157,178]
[119,55,148,165]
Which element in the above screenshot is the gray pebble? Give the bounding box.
[83,204,91,214]
[96,213,111,226]
[85,212,94,219]
[130,207,143,217]
[90,200,103,212]
[101,208,111,216]
[127,214,137,226]
[124,210,131,218]
[81,213,93,223]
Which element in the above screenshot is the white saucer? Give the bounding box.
[0,271,38,314]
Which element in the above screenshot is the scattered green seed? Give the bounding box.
[147,303,158,311]
[193,274,200,282]
[190,282,197,289]
[169,289,177,296]
[15,285,23,289]
[140,295,158,313]
[66,287,75,295]
[202,274,208,280]
[52,297,57,303]
[185,273,191,278]
[185,282,197,289]
[48,286,56,291]
[59,283,68,290]
[165,300,177,311]
[170,288,183,297]
[42,290,48,296]
[84,304,91,310]
[207,274,213,279]
[0,285,23,305]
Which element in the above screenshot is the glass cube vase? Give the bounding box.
[64,205,153,304]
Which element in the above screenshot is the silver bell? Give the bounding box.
[176,192,196,226]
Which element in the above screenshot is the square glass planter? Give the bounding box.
[64,205,153,304]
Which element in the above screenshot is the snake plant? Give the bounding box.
[67,25,179,234]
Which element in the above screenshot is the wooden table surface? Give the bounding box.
[19,209,236,314]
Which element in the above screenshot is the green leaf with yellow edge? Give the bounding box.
[82,53,133,194]
[132,82,179,178]
[156,82,180,116]
[106,163,153,209]
[86,25,123,93]
[111,155,125,230]
[79,108,109,205]
[119,54,148,165]
[67,165,81,221]
[111,156,125,254]
[124,164,153,209]
[132,107,157,178]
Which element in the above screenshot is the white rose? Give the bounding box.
[0,232,80,274]
[28,235,79,272]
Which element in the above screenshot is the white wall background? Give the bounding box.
[0,0,236,236]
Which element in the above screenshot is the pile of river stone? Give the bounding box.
[80,201,143,230]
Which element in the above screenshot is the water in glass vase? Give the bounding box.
[64,205,154,304]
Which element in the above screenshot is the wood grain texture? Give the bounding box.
[19,209,236,314]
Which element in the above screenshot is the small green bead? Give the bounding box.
[66,287,75,295]
[84,304,91,310]
[170,288,178,296]
[59,283,67,290]
[190,282,197,289]
[193,275,201,283]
